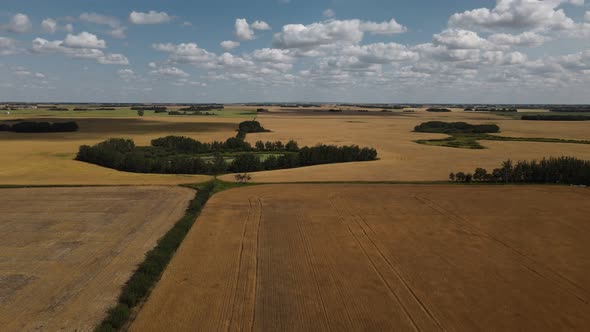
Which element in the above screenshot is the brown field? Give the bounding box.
[0,186,194,331]
[0,116,240,185]
[131,184,590,331]
[220,111,590,182]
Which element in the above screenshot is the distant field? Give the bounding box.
[131,184,590,331]
[0,117,242,185]
[0,186,194,331]
[0,107,256,118]
[219,112,590,182]
[2,106,589,185]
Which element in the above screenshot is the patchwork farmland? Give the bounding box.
[1,103,590,331]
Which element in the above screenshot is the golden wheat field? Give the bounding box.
[0,186,194,331]
[220,111,590,182]
[0,116,241,185]
[131,184,590,332]
[2,109,589,185]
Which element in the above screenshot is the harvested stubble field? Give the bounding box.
[220,111,590,182]
[0,186,194,331]
[131,184,590,331]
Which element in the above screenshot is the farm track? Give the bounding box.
[131,184,590,331]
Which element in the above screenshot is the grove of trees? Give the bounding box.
[450,157,590,185]
[238,120,270,133]
[76,121,378,175]
[77,137,377,175]
[414,121,500,134]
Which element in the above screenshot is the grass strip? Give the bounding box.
[95,179,252,331]
[415,133,590,149]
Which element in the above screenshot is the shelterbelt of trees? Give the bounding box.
[450,157,590,185]
[0,121,79,133]
[75,121,378,174]
[414,121,500,134]
[522,115,590,121]
[464,107,517,112]
[426,108,452,112]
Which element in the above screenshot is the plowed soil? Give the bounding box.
[0,186,194,331]
[131,184,590,331]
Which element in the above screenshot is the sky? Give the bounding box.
[0,0,589,103]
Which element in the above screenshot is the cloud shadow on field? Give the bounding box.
[0,118,238,140]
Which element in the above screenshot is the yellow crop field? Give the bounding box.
[131,184,590,331]
[0,116,242,185]
[0,186,194,331]
[219,111,590,182]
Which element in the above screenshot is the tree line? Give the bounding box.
[414,121,500,134]
[426,108,452,112]
[450,157,590,185]
[465,107,517,112]
[522,115,590,121]
[131,106,167,112]
[179,104,224,111]
[549,107,590,113]
[0,121,79,133]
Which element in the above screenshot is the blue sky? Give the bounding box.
[0,0,589,103]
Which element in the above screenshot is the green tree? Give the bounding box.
[286,140,299,152]
[473,168,487,181]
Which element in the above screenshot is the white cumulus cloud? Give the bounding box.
[433,29,496,50]
[272,18,407,49]
[4,13,32,33]
[488,31,545,46]
[153,42,216,64]
[129,11,172,24]
[151,66,189,77]
[359,18,407,35]
[220,40,240,51]
[251,20,271,30]
[80,13,126,39]
[0,37,20,55]
[41,19,57,34]
[64,32,106,49]
[98,53,129,65]
[41,18,73,34]
[235,18,255,40]
[449,0,581,31]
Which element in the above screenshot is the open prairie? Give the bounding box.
[220,111,590,182]
[0,185,194,331]
[131,184,590,331]
[0,116,241,185]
